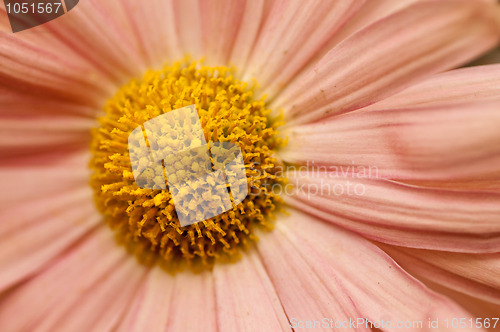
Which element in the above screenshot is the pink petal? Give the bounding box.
[0,227,143,332]
[0,187,100,292]
[0,85,100,117]
[0,1,144,103]
[229,0,266,69]
[0,32,112,105]
[325,0,421,47]
[0,116,94,157]
[243,0,364,98]
[116,267,175,332]
[40,0,147,82]
[282,100,500,181]
[201,0,246,65]
[306,0,496,68]
[274,0,500,124]
[117,269,217,332]
[118,251,290,332]
[421,281,500,321]
[213,250,290,331]
[35,256,145,332]
[259,210,476,331]
[285,172,500,252]
[382,246,500,306]
[0,149,89,206]
[257,220,367,331]
[361,64,500,111]
[173,0,203,58]
[121,0,182,68]
[274,0,421,88]
[166,271,217,331]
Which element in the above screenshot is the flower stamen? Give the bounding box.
[90,59,286,272]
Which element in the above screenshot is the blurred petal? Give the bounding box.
[274,0,500,124]
[0,149,89,205]
[119,269,217,332]
[0,0,149,103]
[173,0,203,58]
[257,219,366,331]
[243,0,364,98]
[0,85,100,118]
[213,250,290,332]
[165,271,217,331]
[0,116,94,157]
[118,249,290,332]
[0,227,144,332]
[0,187,100,292]
[116,267,174,332]
[423,281,500,321]
[285,172,500,252]
[382,246,500,306]
[258,210,476,331]
[323,0,421,48]
[308,0,496,66]
[121,0,182,67]
[229,0,266,69]
[361,64,500,111]
[41,0,146,82]
[35,256,145,332]
[282,100,500,181]
[201,0,246,65]
[0,31,112,105]
[281,0,423,93]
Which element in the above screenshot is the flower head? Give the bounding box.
[1,0,500,331]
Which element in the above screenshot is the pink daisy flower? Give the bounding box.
[1,0,500,331]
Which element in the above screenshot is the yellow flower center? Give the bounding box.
[90,59,286,272]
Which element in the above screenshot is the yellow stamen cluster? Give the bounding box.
[90,60,286,272]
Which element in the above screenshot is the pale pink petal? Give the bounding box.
[401,178,500,193]
[121,0,182,68]
[257,219,367,331]
[173,0,203,58]
[229,0,266,69]
[324,0,421,47]
[119,251,290,332]
[40,0,147,83]
[118,269,217,332]
[0,116,94,157]
[201,0,246,65]
[471,46,500,66]
[291,0,496,98]
[213,250,290,332]
[0,187,100,292]
[285,172,500,252]
[34,256,146,332]
[166,271,217,332]
[116,267,175,332]
[259,210,477,331]
[361,64,500,111]
[305,0,496,69]
[421,280,500,321]
[0,1,146,103]
[274,1,500,124]
[0,86,100,117]
[0,149,89,206]
[382,246,500,306]
[0,227,143,332]
[282,100,500,181]
[262,0,421,105]
[243,0,364,98]
[0,31,113,105]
